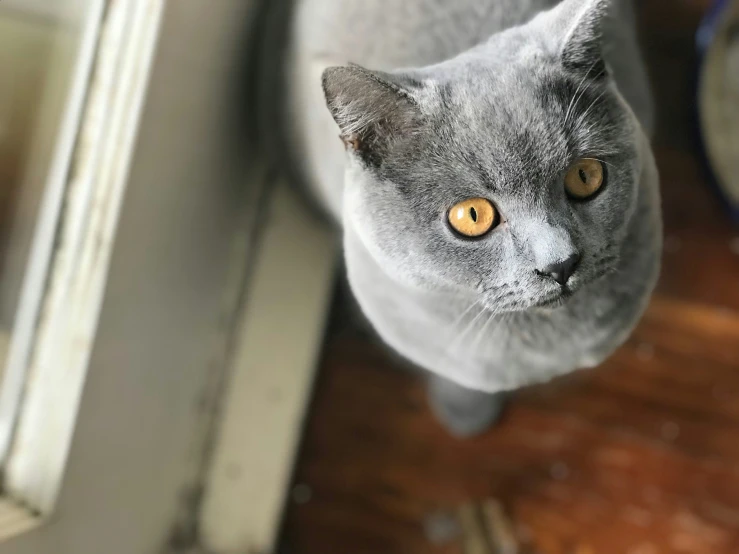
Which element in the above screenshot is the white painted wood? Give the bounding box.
[0,0,78,22]
[0,0,105,463]
[4,0,166,513]
[0,0,335,554]
[200,180,337,554]
[0,0,336,551]
[0,500,38,540]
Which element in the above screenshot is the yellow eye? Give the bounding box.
[447,198,497,237]
[564,159,605,199]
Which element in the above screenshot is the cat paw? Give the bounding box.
[427,375,508,438]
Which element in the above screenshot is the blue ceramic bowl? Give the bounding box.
[695,0,739,221]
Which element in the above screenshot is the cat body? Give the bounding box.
[285,0,662,412]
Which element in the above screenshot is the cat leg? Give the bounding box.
[427,374,508,438]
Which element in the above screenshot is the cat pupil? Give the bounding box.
[579,168,588,183]
[469,207,478,222]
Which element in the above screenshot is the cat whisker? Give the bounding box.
[574,87,608,128]
[589,147,621,156]
[583,157,614,169]
[449,303,489,350]
[471,309,497,352]
[447,300,480,333]
[564,58,604,128]
[584,157,626,176]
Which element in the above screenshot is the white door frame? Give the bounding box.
[0,0,336,552]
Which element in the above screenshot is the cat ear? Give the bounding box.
[322,64,422,163]
[556,0,611,80]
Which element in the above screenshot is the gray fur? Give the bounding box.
[428,375,509,437]
[286,0,661,429]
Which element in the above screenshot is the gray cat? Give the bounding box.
[285,0,662,436]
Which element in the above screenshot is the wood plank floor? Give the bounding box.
[279,2,739,553]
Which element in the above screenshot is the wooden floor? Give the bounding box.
[279,2,739,553]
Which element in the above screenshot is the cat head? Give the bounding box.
[322,0,644,313]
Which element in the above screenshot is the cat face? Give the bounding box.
[324,0,643,313]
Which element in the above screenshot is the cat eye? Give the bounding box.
[447,198,497,238]
[564,159,605,200]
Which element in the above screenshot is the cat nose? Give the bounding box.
[537,254,580,286]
